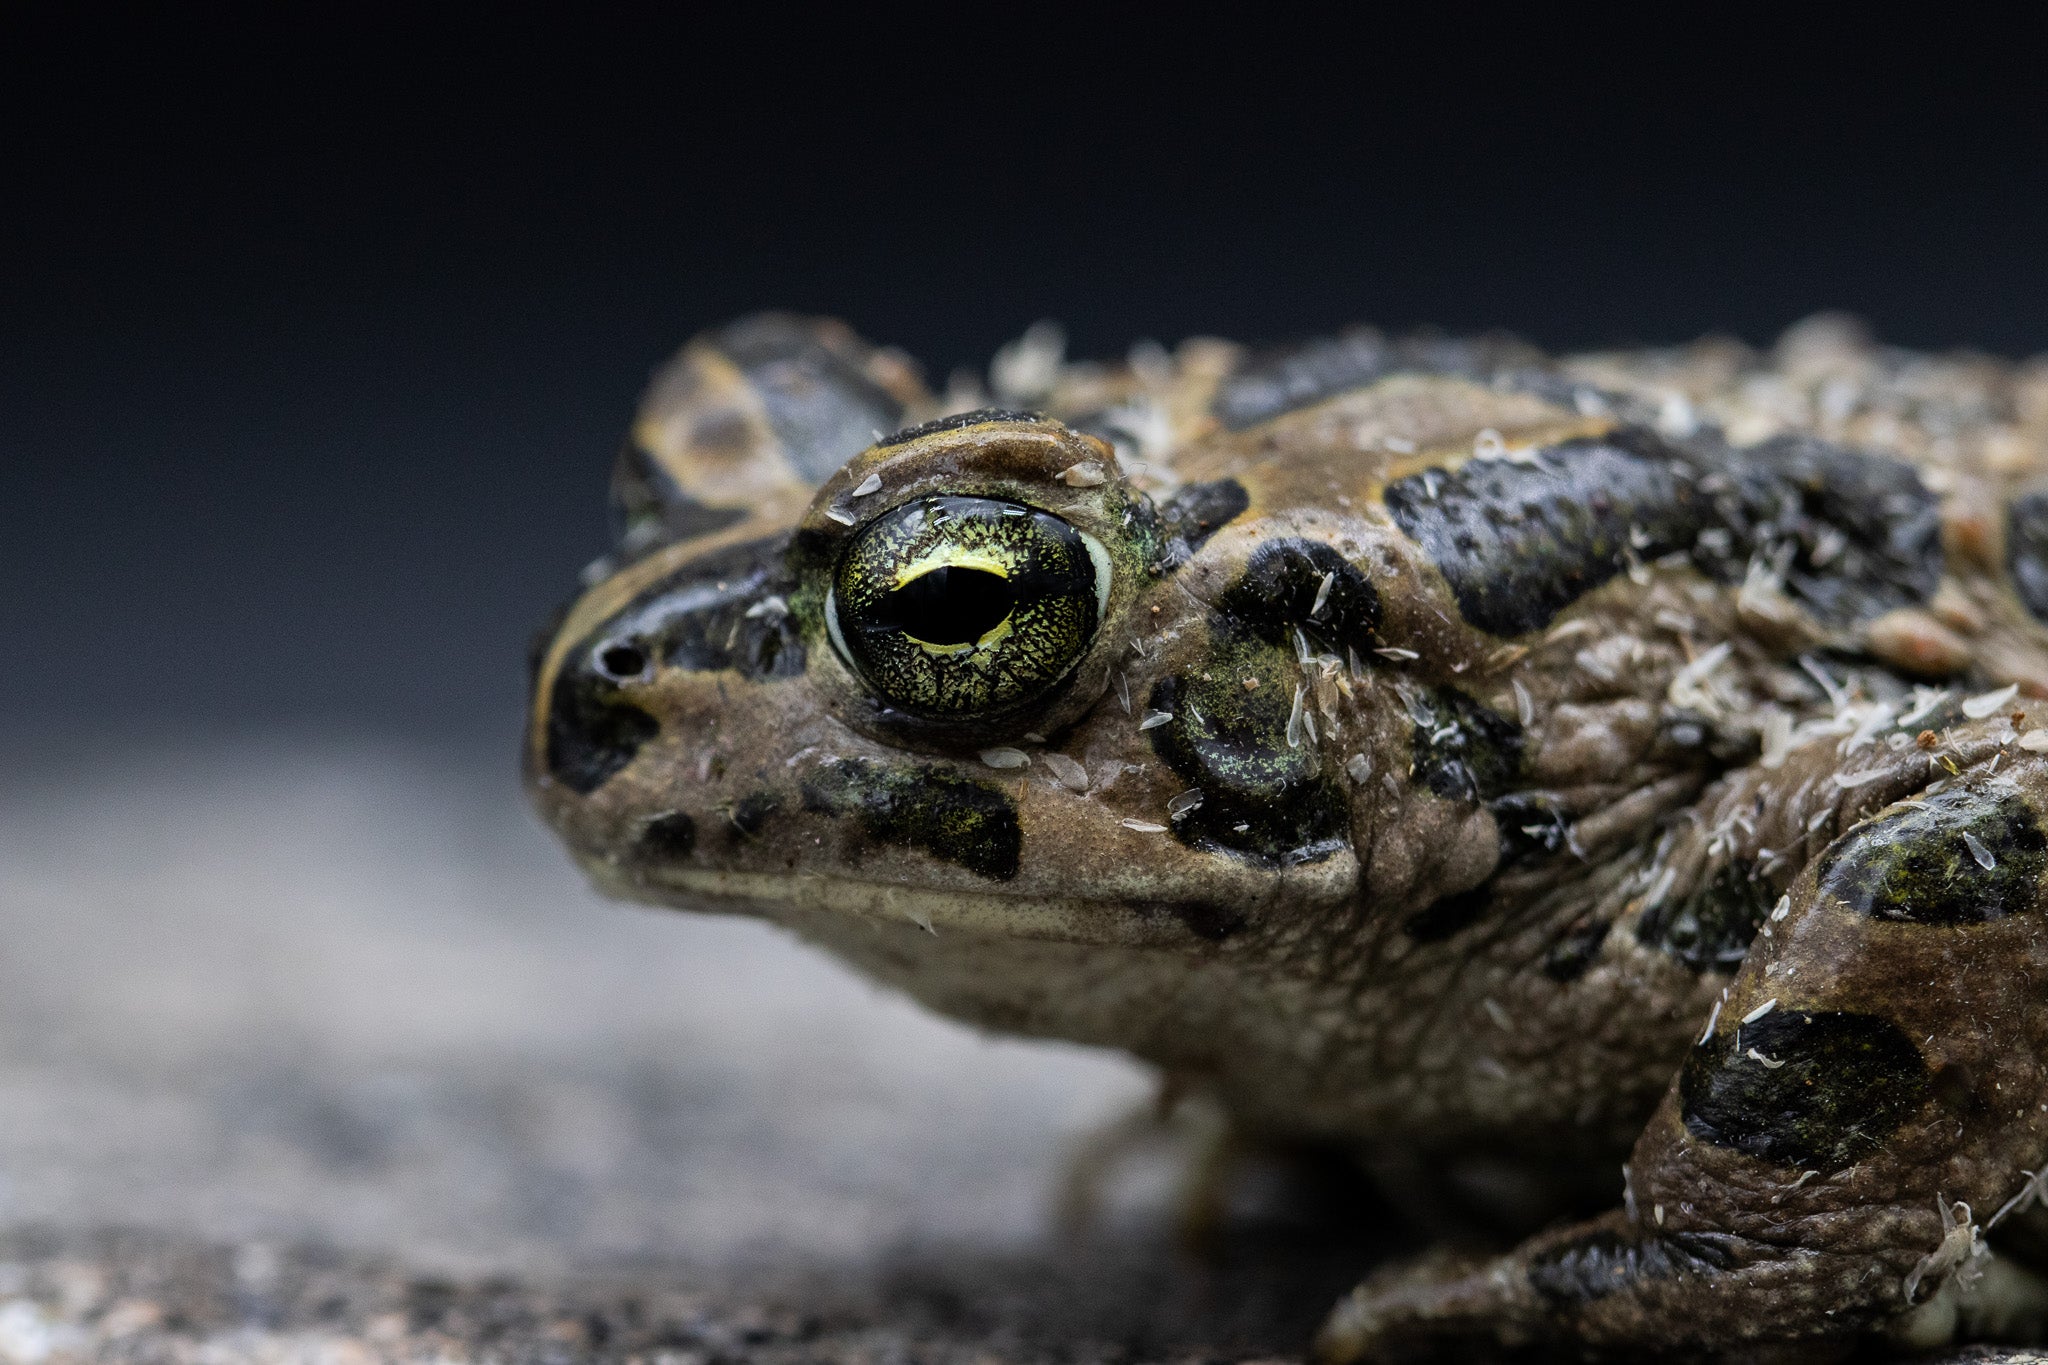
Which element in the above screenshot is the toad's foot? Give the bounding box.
[1056,1084,1248,1251]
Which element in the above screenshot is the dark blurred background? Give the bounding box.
[5,11,2044,754]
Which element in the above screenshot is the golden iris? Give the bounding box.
[829,496,1106,718]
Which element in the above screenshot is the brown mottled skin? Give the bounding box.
[528,313,2048,1360]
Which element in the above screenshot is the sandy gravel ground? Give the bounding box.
[0,744,2034,1362]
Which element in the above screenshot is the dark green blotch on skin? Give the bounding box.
[875,407,1042,447]
[1403,885,1490,942]
[1155,479,1249,569]
[801,758,1021,882]
[1820,785,2048,924]
[1146,642,1348,866]
[1636,861,1775,973]
[1542,921,1611,982]
[1680,1010,1930,1170]
[636,812,697,861]
[2009,491,2048,624]
[1527,1229,1740,1304]
[1410,687,1523,804]
[1216,538,1381,655]
[1384,430,1713,637]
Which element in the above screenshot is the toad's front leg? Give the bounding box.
[1320,754,2048,1362]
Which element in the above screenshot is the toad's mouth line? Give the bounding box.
[583,859,1250,946]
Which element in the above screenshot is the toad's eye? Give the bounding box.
[827,495,1111,719]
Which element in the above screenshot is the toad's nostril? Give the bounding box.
[596,640,650,681]
[543,638,661,794]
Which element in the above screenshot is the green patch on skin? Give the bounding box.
[1680,1010,1930,1170]
[801,758,1022,882]
[1820,785,2048,924]
[1636,861,1774,973]
[1409,687,1523,804]
[1146,636,1348,866]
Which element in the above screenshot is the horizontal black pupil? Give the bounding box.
[878,566,1015,646]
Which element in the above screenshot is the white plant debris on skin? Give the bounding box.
[2022,731,2048,753]
[1840,700,1898,755]
[1963,683,2021,720]
[1963,831,1998,870]
[744,594,790,620]
[1741,998,1779,1024]
[1137,709,1173,731]
[1058,461,1109,488]
[1118,818,1167,833]
[825,506,857,526]
[1310,571,1335,619]
[1989,1168,2048,1230]
[1039,752,1091,792]
[1375,646,1419,662]
[1760,708,1796,769]
[1511,678,1535,728]
[1799,654,1848,710]
[1345,752,1372,784]
[1286,683,1310,750]
[979,747,1030,769]
[1903,1198,1987,1305]
[1667,641,1735,717]
[1102,396,1178,469]
[1698,998,1723,1045]
[1900,686,1954,728]
[1166,789,1204,820]
[1384,687,1433,732]
[989,320,1065,405]
[849,472,884,498]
